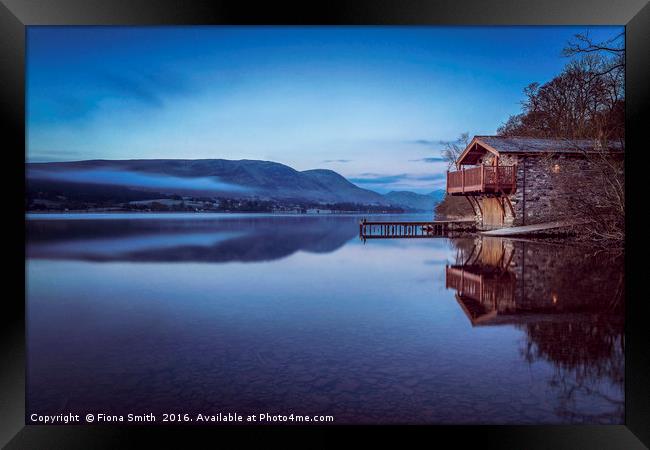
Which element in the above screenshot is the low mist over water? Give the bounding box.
[28,168,250,194]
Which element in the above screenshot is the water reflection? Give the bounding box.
[445,236,624,422]
[26,215,624,424]
[27,214,363,263]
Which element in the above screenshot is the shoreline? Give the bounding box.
[25,211,623,250]
[26,210,431,216]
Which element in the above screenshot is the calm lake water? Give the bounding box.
[26,213,624,424]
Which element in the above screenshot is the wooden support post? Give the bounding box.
[495,161,500,187]
[461,168,465,192]
[497,183,516,219]
[494,194,506,217]
[504,195,515,218]
[473,197,483,216]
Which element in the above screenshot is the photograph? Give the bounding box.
[24,24,627,426]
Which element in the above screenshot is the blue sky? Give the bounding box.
[27,26,622,193]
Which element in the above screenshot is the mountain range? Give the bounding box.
[27,159,444,212]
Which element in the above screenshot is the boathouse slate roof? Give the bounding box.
[475,136,624,154]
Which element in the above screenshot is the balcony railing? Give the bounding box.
[445,265,517,325]
[447,165,517,195]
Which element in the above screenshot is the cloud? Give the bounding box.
[28,168,250,193]
[101,71,190,108]
[409,139,455,147]
[349,172,445,185]
[409,157,447,163]
[102,73,165,107]
[349,173,407,185]
[48,96,98,121]
[43,70,194,122]
[348,170,448,194]
[28,69,195,131]
[322,159,352,163]
[411,173,446,182]
[27,149,84,163]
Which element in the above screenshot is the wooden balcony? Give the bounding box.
[445,265,517,326]
[445,266,516,306]
[447,165,517,195]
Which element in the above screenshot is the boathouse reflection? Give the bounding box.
[446,237,625,422]
[446,237,624,326]
[445,238,516,325]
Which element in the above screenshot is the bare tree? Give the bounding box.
[552,139,625,249]
[435,132,474,219]
[498,31,625,247]
[442,132,470,169]
[561,33,625,247]
[497,55,623,141]
[563,31,624,75]
[563,32,625,145]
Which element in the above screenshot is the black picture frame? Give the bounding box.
[2,0,648,447]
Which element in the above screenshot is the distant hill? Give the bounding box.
[27,159,443,212]
[382,189,445,212]
[28,159,389,205]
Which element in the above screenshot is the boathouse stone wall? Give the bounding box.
[476,153,611,228]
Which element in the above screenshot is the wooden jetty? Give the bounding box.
[359,219,475,239]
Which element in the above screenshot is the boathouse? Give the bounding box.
[445,136,623,228]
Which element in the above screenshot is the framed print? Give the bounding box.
[1,0,649,448]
